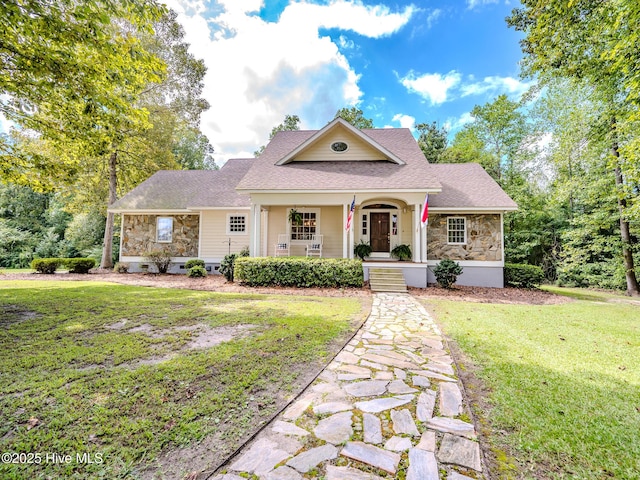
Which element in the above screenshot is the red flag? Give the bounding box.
[421,193,429,228]
[345,196,355,231]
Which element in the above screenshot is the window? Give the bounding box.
[290,210,318,241]
[156,217,173,243]
[391,214,398,235]
[362,214,368,236]
[227,214,247,235]
[447,217,466,244]
[330,141,349,153]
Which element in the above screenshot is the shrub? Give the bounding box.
[505,263,545,288]
[65,258,96,274]
[433,259,463,289]
[234,257,364,288]
[31,258,62,274]
[354,241,372,260]
[219,249,249,282]
[114,262,129,274]
[187,265,207,278]
[391,244,412,261]
[144,249,173,274]
[185,259,205,270]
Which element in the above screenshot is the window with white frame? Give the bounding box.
[227,214,247,235]
[156,217,173,243]
[447,217,466,244]
[290,210,318,241]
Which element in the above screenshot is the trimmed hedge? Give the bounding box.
[66,258,96,273]
[185,259,205,270]
[433,259,463,289]
[234,257,364,288]
[505,263,544,288]
[187,265,207,278]
[31,258,63,274]
[31,257,96,274]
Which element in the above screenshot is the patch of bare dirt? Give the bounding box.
[0,304,40,327]
[410,284,572,305]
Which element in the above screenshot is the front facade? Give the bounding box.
[110,118,517,287]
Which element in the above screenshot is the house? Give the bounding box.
[109,118,517,287]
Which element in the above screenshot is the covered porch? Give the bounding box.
[247,192,430,263]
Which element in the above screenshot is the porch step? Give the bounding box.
[368,268,407,293]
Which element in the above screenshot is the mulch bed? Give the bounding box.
[1,270,571,304]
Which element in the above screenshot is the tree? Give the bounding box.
[416,122,448,162]
[334,107,374,129]
[254,114,301,156]
[0,0,167,182]
[508,0,640,295]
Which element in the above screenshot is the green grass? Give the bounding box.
[0,281,364,479]
[426,294,640,479]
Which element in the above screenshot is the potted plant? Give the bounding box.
[354,241,372,260]
[391,244,412,261]
[288,208,302,225]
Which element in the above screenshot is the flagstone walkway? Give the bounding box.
[213,293,484,480]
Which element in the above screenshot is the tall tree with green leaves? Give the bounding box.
[508,0,640,295]
[416,122,448,162]
[254,114,301,156]
[0,0,167,184]
[334,107,374,129]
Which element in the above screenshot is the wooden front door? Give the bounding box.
[370,212,390,252]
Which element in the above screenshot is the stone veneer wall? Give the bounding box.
[121,214,199,257]
[427,214,502,261]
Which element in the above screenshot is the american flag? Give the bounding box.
[345,195,356,231]
[421,193,429,228]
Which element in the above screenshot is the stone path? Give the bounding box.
[213,293,483,480]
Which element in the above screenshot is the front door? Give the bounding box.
[370,212,390,252]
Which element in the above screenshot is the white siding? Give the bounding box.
[294,126,387,162]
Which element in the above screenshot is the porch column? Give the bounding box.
[413,204,421,262]
[343,203,349,258]
[349,208,355,259]
[250,203,261,257]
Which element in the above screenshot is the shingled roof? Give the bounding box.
[429,163,517,210]
[236,127,443,192]
[109,158,253,212]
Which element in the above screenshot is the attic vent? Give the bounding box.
[330,141,349,153]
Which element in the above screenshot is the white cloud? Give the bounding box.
[165,0,415,161]
[399,70,462,105]
[425,9,442,29]
[466,0,499,9]
[443,112,474,132]
[392,113,415,130]
[460,76,534,98]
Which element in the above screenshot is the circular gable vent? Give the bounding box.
[330,141,349,153]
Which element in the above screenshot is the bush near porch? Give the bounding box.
[234,257,364,288]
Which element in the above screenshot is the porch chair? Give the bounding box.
[306,234,323,258]
[274,234,290,256]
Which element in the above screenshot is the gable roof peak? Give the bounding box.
[274,117,406,166]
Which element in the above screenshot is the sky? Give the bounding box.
[163,0,532,164]
[3,0,532,165]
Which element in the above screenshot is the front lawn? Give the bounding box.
[425,289,640,479]
[0,281,365,479]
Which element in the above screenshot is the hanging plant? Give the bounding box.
[288,208,303,225]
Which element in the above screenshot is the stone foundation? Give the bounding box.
[427,214,502,261]
[121,214,199,257]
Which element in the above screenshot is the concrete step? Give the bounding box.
[369,268,407,293]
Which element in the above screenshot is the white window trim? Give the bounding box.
[156,216,173,243]
[287,208,321,244]
[226,213,248,235]
[447,216,467,245]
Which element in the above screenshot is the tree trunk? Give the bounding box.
[611,144,640,296]
[100,150,118,269]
